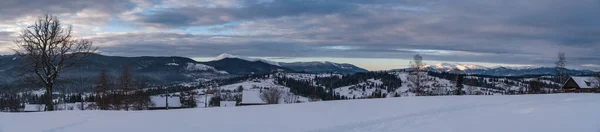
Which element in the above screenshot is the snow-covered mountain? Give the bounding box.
[418,63,596,76]
[280,61,368,74]
[424,63,489,71]
[202,57,294,75]
[214,53,281,66]
[212,53,368,74]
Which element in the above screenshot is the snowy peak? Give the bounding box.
[425,63,489,71]
[280,61,368,74]
[214,53,238,60]
[214,53,280,66]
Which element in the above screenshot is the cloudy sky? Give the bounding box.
[1,0,599,70]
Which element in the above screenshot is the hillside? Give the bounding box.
[0,54,228,91]
[1,94,598,132]
[201,58,294,75]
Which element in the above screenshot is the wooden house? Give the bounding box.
[563,76,600,93]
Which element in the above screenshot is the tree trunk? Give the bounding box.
[45,85,54,111]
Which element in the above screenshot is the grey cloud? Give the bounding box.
[2,0,599,70]
[0,0,134,22]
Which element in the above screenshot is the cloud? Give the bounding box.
[0,0,599,70]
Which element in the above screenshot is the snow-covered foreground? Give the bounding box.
[2,94,600,132]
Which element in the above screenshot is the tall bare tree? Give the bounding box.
[555,52,567,85]
[410,54,425,71]
[118,65,136,110]
[409,54,426,95]
[94,69,111,110]
[14,14,96,111]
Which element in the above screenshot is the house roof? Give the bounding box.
[150,96,182,107]
[240,90,266,104]
[570,76,600,89]
[23,104,45,112]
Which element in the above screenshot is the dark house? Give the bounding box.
[563,76,600,93]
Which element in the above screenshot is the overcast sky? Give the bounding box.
[1,0,599,70]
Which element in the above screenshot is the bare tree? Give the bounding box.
[180,90,198,108]
[118,65,136,110]
[94,69,111,110]
[13,14,96,111]
[131,80,151,110]
[408,54,426,95]
[555,52,567,85]
[260,88,283,104]
[528,78,543,94]
[283,92,298,104]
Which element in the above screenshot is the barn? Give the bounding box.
[563,76,600,93]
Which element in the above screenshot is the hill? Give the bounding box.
[0,54,228,91]
[1,94,598,132]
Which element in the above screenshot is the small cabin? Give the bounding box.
[239,90,267,106]
[563,76,600,93]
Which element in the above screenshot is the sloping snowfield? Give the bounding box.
[1,94,599,132]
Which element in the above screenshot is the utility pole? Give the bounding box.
[165,86,169,110]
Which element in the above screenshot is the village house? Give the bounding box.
[563,76,600,93]
[239,90,267,106]
[149,95,183,110]
[23,104,45,112]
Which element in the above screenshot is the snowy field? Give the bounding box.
[1,94,599,132]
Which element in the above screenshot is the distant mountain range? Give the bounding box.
[1,53,596,91]
[209,53,367,74]
[0,54,229,87]
[418,63,596,76]
[0,53,368,90]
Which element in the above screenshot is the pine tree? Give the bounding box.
[456,74,464,95]
[94,69,112,110]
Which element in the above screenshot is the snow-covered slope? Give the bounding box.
[2,94,599,132]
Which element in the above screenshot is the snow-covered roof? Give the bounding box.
[240,90,266,104]
[150,96,182,107]
[570,76,600,89]
[220,101,237,107]
[23,104,45,112]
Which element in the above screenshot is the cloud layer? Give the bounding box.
[1,0,599,70]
